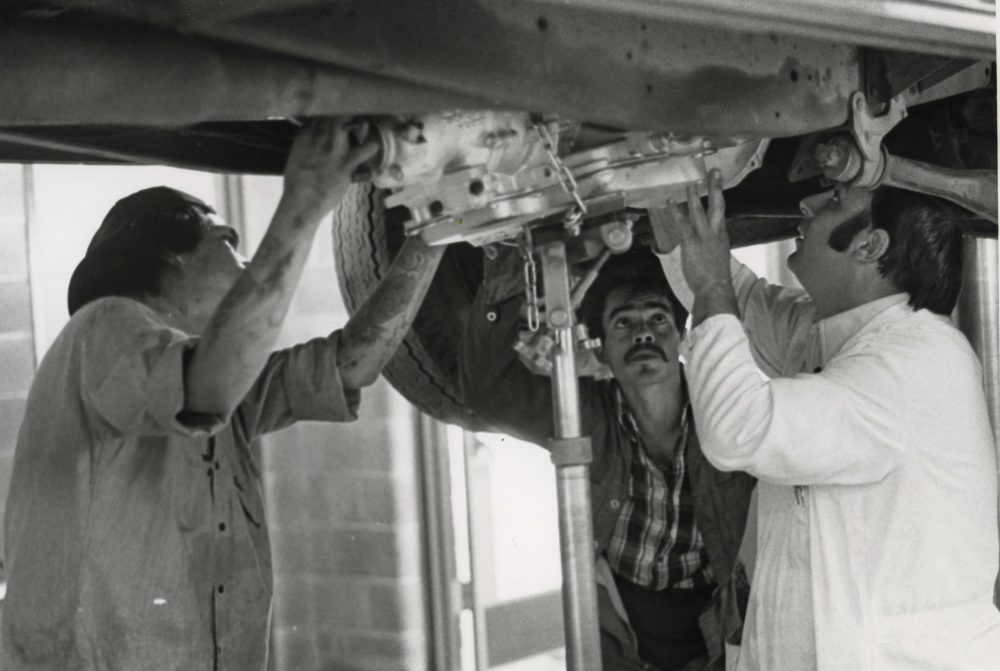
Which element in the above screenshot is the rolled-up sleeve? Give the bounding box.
[658,248,814,377]
[681,314,904,486]
[80,299,225,437]
[235,331,361,439]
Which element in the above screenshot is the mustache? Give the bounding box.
[624,343,669,363]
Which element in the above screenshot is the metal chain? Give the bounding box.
[533,122,587,233]
[519,229,541,332]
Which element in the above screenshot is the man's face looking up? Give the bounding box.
[599,285,683,387]
[788,185,874,306]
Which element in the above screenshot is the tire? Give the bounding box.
[332,183,487,429]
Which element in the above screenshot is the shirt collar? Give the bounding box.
[815,292,910,363]
[612,381,691,455]
[613,383,641,442]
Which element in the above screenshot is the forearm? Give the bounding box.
[660,246,812,374]
[690,280,739,328]
[186,192,329,415]
[337,236,446,388]
[658,248,760,313]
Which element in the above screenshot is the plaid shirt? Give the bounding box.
[605,387,715,591]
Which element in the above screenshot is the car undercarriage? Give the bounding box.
[0,2,996,669]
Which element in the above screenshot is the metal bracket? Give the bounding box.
[850,90,907,162]
[790,90,906,186]
[847,90,907,187]
[809,88,998,221]
[806,90,908,188]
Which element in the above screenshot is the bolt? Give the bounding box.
[815,143,844,169]
[388,164,404,181]
[549,309,570,327]
[606,229,627,246]
[813,136,862,182]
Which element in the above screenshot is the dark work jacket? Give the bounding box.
[459,284,756,671]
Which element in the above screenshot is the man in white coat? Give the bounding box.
[653,170,1000,670]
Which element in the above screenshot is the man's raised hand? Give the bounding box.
[663,169,738,326]
[282,118,380,217]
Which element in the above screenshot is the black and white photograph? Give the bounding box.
[0,2,997,670]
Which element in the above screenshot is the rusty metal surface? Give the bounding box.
[20,0,861,136]
[0,123,292,173]
[0,1,991,177]
[48,0,997,60]
[0,19,487,126]
[13,0,992,135]
[201,0,858,136]
[549,0,996,60]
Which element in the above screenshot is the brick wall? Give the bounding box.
[239,177,429,671]
[0,165,34,570]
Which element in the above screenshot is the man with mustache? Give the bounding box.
[655,171,1000,669]
[459,244,755,671]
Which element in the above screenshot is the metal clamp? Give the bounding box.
[549,436,593,466]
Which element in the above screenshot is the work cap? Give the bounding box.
[67,186,211,315]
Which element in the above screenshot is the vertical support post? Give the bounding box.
[537,239,603,671]
[417,415,463,670]
[957,235,1000,445]
[954,234,999,602]
[462,431,493,671]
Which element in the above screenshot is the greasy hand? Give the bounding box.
[665,169,738,326]
[282,117,380,214]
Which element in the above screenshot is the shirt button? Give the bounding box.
[206,468,213,477]
[609,499,621,510]
[218,523,226,532]
[214,461,220,469]
[217,585,225,594]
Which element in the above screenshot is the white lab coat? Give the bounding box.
[659,251,1000,670]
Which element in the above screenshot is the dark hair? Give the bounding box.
[580,244,687,339]
[825,187,963,315]
[67,206,211,315]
